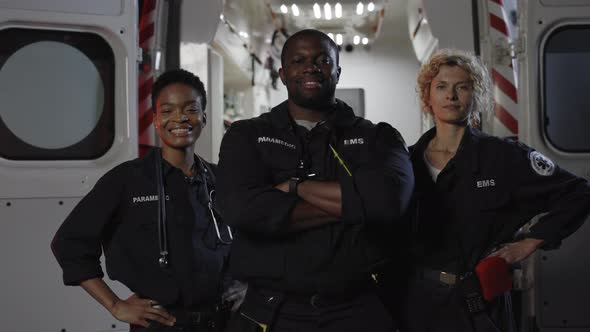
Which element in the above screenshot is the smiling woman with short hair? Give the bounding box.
[52,69,244,332]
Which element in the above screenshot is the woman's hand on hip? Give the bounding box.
[111,293,176,327]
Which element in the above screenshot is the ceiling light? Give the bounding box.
[291,4,300,16]
[336,33,343,45]
[327,33,334,40]
[219,14,224,20]
[356,2,364,15]
[239,31,249,39]
[280,4,288,14]
[353,35,360,45]
[367,2,375,12]
[324,3,332,20]
[335,3,342,18]
[313,3,322,18]
[362,37,369,45]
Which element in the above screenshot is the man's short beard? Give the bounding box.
[289,89,336,111]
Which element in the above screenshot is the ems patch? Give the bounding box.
[343,138,364,145]
[529,151,555,176]
[476,179,496,188]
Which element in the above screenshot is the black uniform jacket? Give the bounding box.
[410,126,590,273]
[216,100,414,295]
[51,149,229,307]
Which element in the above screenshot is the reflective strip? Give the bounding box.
[487,0,519,136]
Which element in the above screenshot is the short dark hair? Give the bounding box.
[280,29,339,67]
[151,69,207,112]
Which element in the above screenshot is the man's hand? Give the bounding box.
[110,293,176,328]
[488,238,544,264]
[222,280,248,312]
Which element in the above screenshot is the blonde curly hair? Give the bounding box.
[417,49,493,124]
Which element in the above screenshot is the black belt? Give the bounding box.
[163,306,217,327]
[284,287,372,309]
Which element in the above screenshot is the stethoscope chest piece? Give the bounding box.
[158,253,169,268]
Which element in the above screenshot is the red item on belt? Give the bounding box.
[475,256,513,301]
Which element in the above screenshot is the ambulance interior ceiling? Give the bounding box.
[215,0,422,144]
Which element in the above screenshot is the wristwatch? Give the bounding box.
[288,177,303,195]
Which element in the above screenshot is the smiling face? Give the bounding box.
[428,65,474,126]
[279,33,341,110]
[154,83,205,151]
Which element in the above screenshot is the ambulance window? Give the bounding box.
[0,28,114,160]
[543,25,590,152]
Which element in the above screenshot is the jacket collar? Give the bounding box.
[161,152,206,178]
[143,147,208,183]
[411,125,482,175]
[269,99,358,133]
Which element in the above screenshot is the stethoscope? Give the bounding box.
[204,187,234,246]
[155,150,233,268]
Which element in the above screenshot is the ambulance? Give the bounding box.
[0,0,588,330]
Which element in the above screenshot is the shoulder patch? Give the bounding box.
[529,151,555,176]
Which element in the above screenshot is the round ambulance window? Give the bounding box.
[0,41,104,149]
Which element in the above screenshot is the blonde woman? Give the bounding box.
[400,49,590,332]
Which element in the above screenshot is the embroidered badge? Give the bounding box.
[529,151,555,176]
[476,179,496,188]
[343,138,365,145]
[257,136,296,150]
[132,195,169,203]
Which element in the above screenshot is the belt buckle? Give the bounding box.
[310,294,320,309]
[439,271,457,286]
[190,311,202,324]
